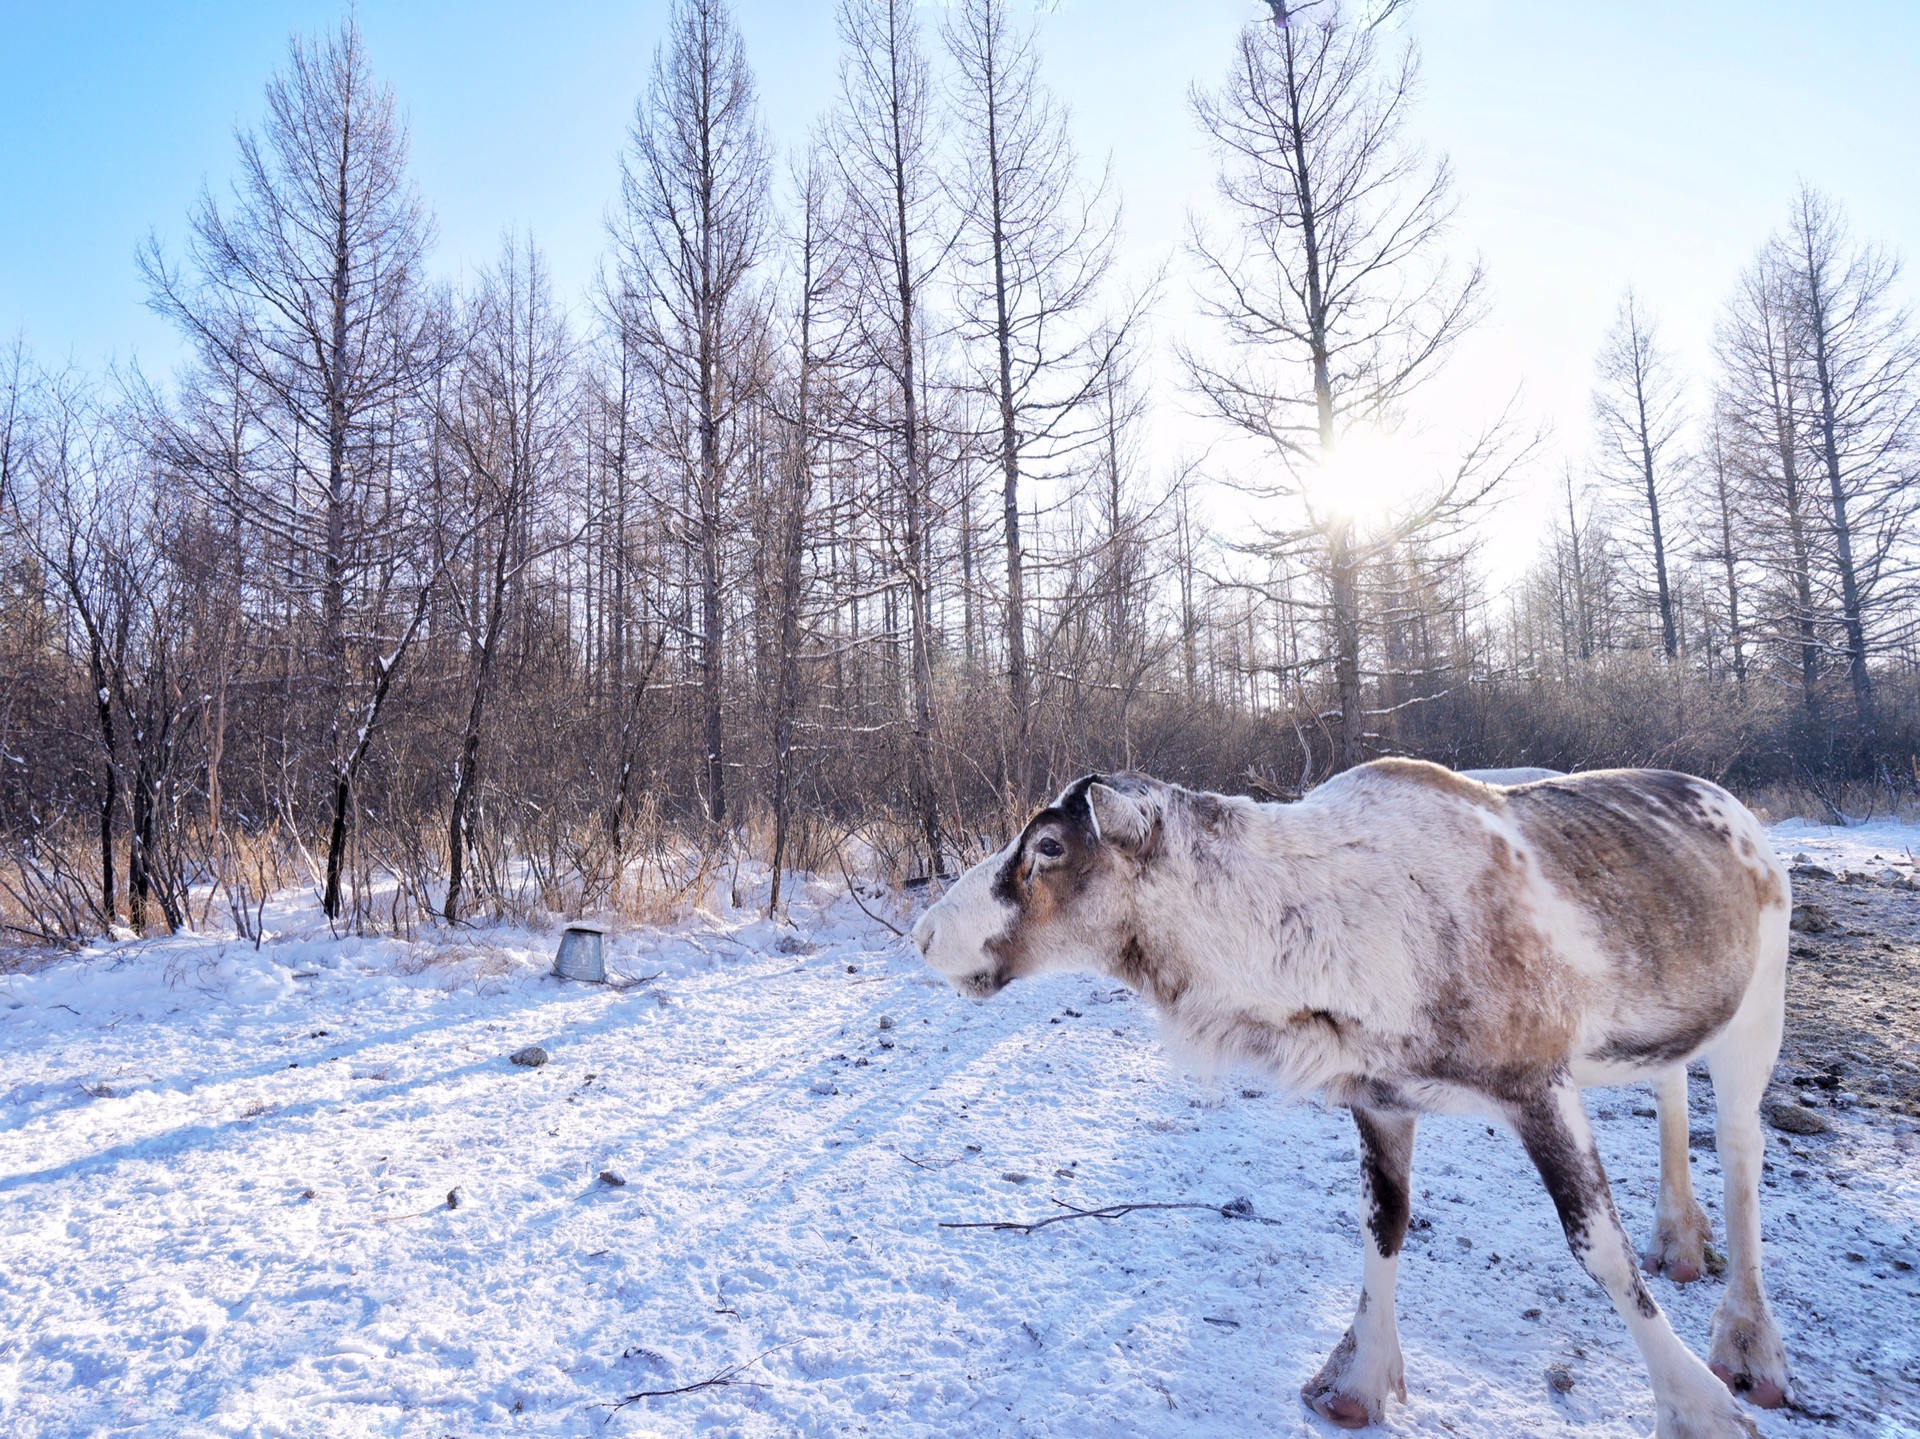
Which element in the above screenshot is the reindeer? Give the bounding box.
[913,760,1792,1439]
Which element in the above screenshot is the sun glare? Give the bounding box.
[1303,428,1435,528]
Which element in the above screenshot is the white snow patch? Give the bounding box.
[1770,816,1919,887]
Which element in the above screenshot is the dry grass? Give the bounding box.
[1740,779,1920,827]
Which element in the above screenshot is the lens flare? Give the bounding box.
[1303,428,1433,527]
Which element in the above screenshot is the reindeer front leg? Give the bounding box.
[1643,1065,1712,1282]
[1302,1106,1416,1429]
[1512,1082,1757,1439]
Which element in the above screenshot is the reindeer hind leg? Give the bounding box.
[1643,1063,1713,1282]
[1703,944,1793,1410]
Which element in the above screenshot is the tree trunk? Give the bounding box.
[1635,375,1678,659]
[890,78,940,877]
[323,769,353,921]
[1803,268,1874,712]
[981,41,1031,807]
[320,104,355,919]
[1282,15,1361,771]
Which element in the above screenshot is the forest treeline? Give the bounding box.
[2,0,1916,940]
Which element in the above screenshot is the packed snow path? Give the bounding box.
[2,827,1918,1437]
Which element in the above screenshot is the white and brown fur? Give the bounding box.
[912,760,1792,1439]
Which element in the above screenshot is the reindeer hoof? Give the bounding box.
[1644,1249,1703,1282]
[1642,1205,1711,1284]
[1711,1363,1788,1410]
[1303,1388,1373,1429]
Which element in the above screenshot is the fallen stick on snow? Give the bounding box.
[941,1196,1284,1235]
[605,1340,798,1415]
[368,1206,441,1225]
[836,853,906,938]
[369,1188,463,1224]
[900,1152,965,1171]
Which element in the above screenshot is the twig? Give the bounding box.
[370,1189,461,1225]
[369,1206,440,1225]
[836,853,905,938]
[901,1152,964,1171]
[605,1340,798,1416]
[941,1197,1284,1235]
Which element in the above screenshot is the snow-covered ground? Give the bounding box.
[2,825,1917,1438]
[1769,815,1918,886]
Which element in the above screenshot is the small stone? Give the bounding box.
[599,1170,627,1187]
[1790,904,1833,933]
[1546,1363,1577,1395]
[846,964,858,974]
[1001,1171,1029,1184]
[1631,1105,1656,1118]
[878,1015,894,1030]
[1844,1250,1866,1263]
[447,1187,464,1210]
[1522,1307,1543,1321]
[509,1045,549,1068]
[1764,1101,1831,1135]
[300,1187,317,1200]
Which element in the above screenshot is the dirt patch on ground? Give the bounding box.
[1775,867,1920,1128]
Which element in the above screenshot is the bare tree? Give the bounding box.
[832,0,947,871]
[1692,410,1749,686]
[1185,0,1488,770]
[615,0,770,827]
[19,376,124,923]
[1592,291,1685,659]
[1773,186,1920,713]
[439,236,574,921]
[143,19,440,919]
[943,0,1130,803]
[18,375,199,932]
[766,145,846,913]
[1718,249,1823,705]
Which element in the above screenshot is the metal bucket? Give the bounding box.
[554,923,606,982]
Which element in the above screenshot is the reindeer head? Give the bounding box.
[912,774,1162,999]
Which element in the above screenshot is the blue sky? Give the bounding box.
[4,1,1917,551]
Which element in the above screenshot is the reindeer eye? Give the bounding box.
[1035,837,1065,859]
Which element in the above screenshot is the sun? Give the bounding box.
[1302,426,1435,528]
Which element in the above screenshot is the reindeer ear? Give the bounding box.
[1087,782,1154,853]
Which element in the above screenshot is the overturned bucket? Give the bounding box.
[554,922,607,983]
